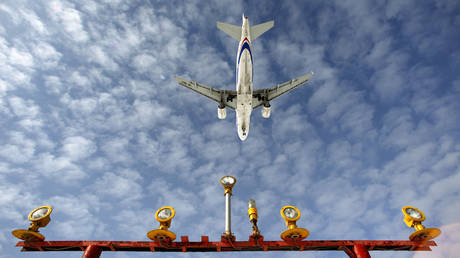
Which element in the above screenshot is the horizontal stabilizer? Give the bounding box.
[250,20,274,40]
[217,22,241,41]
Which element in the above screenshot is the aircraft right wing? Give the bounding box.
[175,77,237,110]
[252,72,314,109]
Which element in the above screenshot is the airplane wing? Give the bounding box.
[175,77,237,110]
[252,72,314,109]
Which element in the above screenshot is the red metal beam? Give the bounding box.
[82,245,102,258]
[16,238,436,256]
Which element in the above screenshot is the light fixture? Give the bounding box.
[220,175,236,239]
[220,175,236,195]
[248,198,260,236]
[11,206,53,241]
[280,205,309,241]
[402,206,441,241]
[147,206,176,241]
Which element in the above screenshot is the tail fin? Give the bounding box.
[217,22,241,41]
[250,20,274,40]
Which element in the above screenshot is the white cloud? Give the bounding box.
[0,1,458,257]
[48,0,89,42]
[32,42,62,68]
[92,170,143,205]
[61,136,96,161]
[20,9,48,35]
[34,153,87,182]
[8,96,40,118]
[0,132,36,164]
[8,47,34,68]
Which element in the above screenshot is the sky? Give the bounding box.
[1,0,459,257]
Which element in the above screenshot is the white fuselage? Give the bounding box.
[236,17,253,141]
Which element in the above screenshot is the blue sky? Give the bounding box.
[1,0,459,257]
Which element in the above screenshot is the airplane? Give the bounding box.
[176,15,314,141]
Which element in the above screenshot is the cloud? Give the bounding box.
[47,0,89,42]
[92,170,143,205]
[0,1,459,257]
[61,136,96,161]
[20,9,48,35]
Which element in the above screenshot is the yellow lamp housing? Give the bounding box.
[402,206,441,241]
[247,198,260,236]
[248,198,258,222]
[12,205,53,242]
[220,175,236,195]
[280,206,301,228]
[280,205,309,241]
[147,206,176,241]
[402,206,425,229]
[28,206,53,231]
[155,206,175,230]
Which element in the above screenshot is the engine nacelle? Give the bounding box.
[218,106,226,119]
[261,105,271,118]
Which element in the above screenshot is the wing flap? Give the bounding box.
[252,72,314,109]
[175,77,237,110]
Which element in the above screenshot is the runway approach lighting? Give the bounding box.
[280,206,309,241]
[220,175,236,238]
[12,206,53,241]
[248,198,260,236]
[402,206,441,241]
[147,206,176,241]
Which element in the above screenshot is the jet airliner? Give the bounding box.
[176,15,313,141]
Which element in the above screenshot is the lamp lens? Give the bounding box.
[158,208,172,220]
[248,198,256,209]
[31,207,49,219]
[283,207,298,219]
[406,208,422,219]
[221,176,235,186]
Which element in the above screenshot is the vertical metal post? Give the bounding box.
[82,245,102,258]
[225,192,231,235]
[353,244,371,258]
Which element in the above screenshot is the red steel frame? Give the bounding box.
[16,235,437,258]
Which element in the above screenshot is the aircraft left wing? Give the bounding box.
[175,77,237,110]
[252,72,314,109]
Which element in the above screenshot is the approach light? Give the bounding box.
[220,175,236,238]
[402,206,441,241]
[280,205,309,241]
[11,205,53,241]
[248,198,260,236]
[147,206,176,241]
[220,175,236,195]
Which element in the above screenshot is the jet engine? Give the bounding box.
[218,106,226,119]
[261,104,271,118]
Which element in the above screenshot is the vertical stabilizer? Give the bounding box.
[217,22,241,41]
[250,20,274,40]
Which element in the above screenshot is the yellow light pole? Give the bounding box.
[12,206,53,242]
[402,206,441,241]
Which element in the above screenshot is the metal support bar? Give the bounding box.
[17,239,436,253]
[82,245,102,258]
[225,193,231,235]
[353,244,370,258]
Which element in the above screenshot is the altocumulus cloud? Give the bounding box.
[0,1,459,258]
